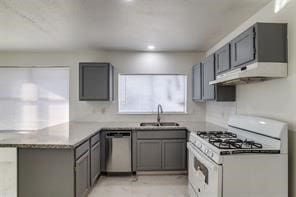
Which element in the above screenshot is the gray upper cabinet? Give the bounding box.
[231,27,255,68]
[192,55,236,102]
[192,64,203,101]
[255,23,287,63]
[215,44,231,74]
[75,151,90,197]
[79,62,114,101]
[231,23,287,69]
[202,55,215,100]
[162,140,186,170]
[137,140,162,171]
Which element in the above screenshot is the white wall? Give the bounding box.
[0,50,205,123]
[205,0,296,196]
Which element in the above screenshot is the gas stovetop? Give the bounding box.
[197,131,263,150]
[193,131,280,156]
[189,115,287,164]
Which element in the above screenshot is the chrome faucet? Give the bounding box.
[157,104,163,124]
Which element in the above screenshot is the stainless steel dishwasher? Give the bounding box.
[105,131,132,173]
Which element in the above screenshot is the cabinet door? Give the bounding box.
[79,63,113,101]
[90,142,100,186]
[215,44,231,75]
[231,27,255,68]
[162,140,186,170]
[75,151,90,197]
[192,64,203,101]
[203,55,215,100]
[137,140,162,171]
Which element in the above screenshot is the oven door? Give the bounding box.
[187,142,222,197]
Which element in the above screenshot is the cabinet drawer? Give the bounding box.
[91,132,100,146]
[76,140,90,160]
[137,130,187,139]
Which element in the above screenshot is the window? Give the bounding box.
[0,67,69,130]
[118,74,187,113]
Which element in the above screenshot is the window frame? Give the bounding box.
[117,73,188,114]
[0,66,69,130]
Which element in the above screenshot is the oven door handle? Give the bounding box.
[194,157,209,184]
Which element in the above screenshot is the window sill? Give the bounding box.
[117,112,188,115]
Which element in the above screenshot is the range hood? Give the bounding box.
[209,62,288,85]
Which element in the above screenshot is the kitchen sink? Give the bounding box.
[140,122,180,127]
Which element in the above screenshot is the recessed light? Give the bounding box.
[259,121,266,125]
[147,45,155,50]
[274,0,291,13]
[125,0,133,2]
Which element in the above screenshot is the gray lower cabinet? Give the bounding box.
[136,130,187,171]
[76,151,90,197]
[162,140,186,170]
[90,141,101,186]
[18,148,75,197]
[137,140,162,170]
[18,132,101,197]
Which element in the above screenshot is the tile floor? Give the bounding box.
[88,175,189,197]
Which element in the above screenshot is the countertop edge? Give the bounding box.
[0,122,225,149]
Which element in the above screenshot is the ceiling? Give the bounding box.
[0,0,271,52]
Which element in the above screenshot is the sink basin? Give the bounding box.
[159,122,180,126]
[140,122,180,127]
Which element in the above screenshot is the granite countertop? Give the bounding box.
[0,121,226,149]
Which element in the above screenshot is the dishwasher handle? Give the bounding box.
[106,132,131,138]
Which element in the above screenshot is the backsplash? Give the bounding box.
[0,50,206,124]
[205,102,237,127]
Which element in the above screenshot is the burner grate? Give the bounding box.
[197,131,237,139]
[196,131,263,150]
[209,138,263,150]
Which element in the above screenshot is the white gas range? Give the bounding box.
[187,115,288,197]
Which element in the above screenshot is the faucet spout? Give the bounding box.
[157,104,164,124]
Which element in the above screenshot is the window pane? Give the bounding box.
[0,67,69,130]
[119,74,187,113]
